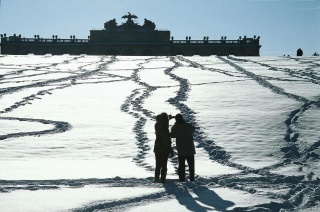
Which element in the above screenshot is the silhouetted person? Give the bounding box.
[153,112,174,183]
[297,48,303,56]
[171,114,196,182]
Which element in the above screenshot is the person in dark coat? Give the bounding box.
[153,112,174,183]
[171,114,196,182]
[297,48,303,56]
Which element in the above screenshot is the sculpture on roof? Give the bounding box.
[104,19,117,30]
[122,12,138,23]
[143,18,156,30]
[104,13,156,31]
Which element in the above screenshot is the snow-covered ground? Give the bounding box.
[0,54,320,211]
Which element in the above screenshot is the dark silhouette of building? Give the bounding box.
[0,13,261,56]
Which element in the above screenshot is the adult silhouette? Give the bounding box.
[297,48,303,56]
[171,114,196,182]
[153,112,174,183]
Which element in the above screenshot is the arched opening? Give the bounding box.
[23,50,33,55]
[177,52,184,56]
[123,49,137,56]
[141,49,154,56]
[37,47,48,55]
[105,49,119,56]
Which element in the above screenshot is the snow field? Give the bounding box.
[0,54,320,211]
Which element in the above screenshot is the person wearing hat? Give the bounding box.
[170,114,196,182]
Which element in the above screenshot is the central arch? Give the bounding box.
[123,49,137,56]
[141,49,155,56]
[105,49,119,56]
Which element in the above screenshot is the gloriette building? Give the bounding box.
[0,13,261,56]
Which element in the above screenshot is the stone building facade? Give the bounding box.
[0,13,261,56]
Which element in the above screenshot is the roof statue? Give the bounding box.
[143,18,156,30]
[104,12,156,31]
[104,19,117,30]
[122,12,138,23]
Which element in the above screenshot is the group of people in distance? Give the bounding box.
[153,112,195,183]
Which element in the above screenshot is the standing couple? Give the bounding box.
[153,112,195,183]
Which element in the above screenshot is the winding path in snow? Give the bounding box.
[0,56,118,140]
[117,56,320,211]
[225,56,320,164]
[0,116,71,140]
[1,55,319,211]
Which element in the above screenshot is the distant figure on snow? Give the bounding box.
[297,48,303,56]
[171,114,196,182]
[153,112,174,183]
